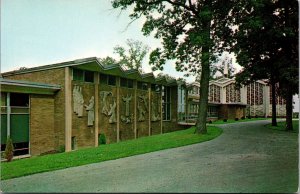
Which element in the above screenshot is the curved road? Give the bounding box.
[2,120,298,193]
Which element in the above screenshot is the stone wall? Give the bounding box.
[119,87,135,141]
[98,84,118,144]
[71,81,95,148]
[4,68,66,150]
[150,91,162,135]
[219,104,246,119]
[136,89,149,138]
[30,94,55,156]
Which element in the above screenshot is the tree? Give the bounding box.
[112,0,235,134]
[113,39,150,70]
[99,56,118,66]
[4,136,14,162]
[229,0,298,130]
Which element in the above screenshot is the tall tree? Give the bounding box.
[114,39,150,70]
[229,0,298,129]
[99,56,118,66]
[112,0,234,134]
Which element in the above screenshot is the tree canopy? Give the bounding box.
[114,39,150,70]
[229,0,299,130]
[112,0,235,134]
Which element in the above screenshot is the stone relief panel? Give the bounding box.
[121,94,132,124]
[151,99,160,122]
[100,91,117,124]
[137,94,148,122]
[85,96,95,126]
[73,85,84,117]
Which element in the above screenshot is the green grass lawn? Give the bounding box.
[265,120,299,133]
[209,117,270,124]
[1,126,222,180]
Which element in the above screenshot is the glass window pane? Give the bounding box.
[128,79,134,88]
[99,74,108,85]
[108,75,116,86]
[73,69,84,81]
[120,78,127,87]
[84,71,94,83]
[10,93,29,107]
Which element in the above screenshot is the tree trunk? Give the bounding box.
[285,86,293,131]
[271,80,277,126]
[195,47,210,134]
[195,2,211,134]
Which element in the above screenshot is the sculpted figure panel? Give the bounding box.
[85,96,95,126]
[121,94,132,123]
[73,85,84,117]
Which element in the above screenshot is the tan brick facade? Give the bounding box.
[30,94,55,155]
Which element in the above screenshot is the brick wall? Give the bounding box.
[30,94,55,156]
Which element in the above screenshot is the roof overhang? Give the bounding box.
[0,79,61,95]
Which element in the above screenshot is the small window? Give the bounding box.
[84,71,94,83]
[120,78,134,88]
[10,93,29,107]
[127,79,134,88]
[138,82,148,90]
[151,84,161,93]
[73,69,84,81]
[100,74,108,84]
[108,75,116,86]
[120,77,127,88]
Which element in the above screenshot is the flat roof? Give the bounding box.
[0,78,61,95]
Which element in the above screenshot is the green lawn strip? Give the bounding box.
[210,117,270,124]
[265,120,299,133]
[1,126,222,180]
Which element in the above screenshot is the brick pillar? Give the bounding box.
[64,67,72,152]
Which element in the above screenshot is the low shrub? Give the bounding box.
[255,115,258,118]
[99,133,106,145]
[235,118,239,121]
[208,120,212,124]
[4,137,14,162]
[223,119,227,122]
[241,116,245,120]
[57,145,65,153]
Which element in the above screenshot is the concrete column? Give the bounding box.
[94,72,99,146]
[7,92,10,137]
[64,67,72,152]
[134,81,137,139]
[148,84,151,136]
[220,87,226,103]
[116,77,120,142]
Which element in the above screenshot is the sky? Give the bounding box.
[1,0,298,111]
[0,0,242,83]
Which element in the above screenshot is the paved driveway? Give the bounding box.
[1,120,298,193]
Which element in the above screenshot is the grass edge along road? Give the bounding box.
[209,117,270,124]
[1,126,222,180]
[265,120,299,133]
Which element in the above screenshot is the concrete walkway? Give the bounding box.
[1,120,298,193]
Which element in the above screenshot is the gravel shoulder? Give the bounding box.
[1,120,298,193]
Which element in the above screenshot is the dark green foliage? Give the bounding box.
[208,120,212,124]
[57,145,65,153]
[241,117,245,120]
[228,0,299,130]
[112,0,236,134]
[223,119,227,122]
[4,136,14,162]
[235,118,239,121]
[114,39,149,70]
[98,133,106,145]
